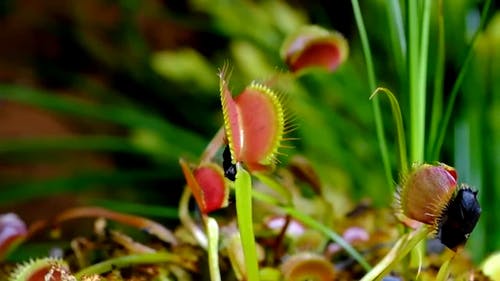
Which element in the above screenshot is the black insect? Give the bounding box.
[222,145,236,181]
[438,187,481,250]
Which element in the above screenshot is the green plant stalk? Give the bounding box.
[413,0,432,163]
[361,225,431,281]
[427,0,446,161]
[370,87,409,175]
[431,0,492,159]
[205,216,222,281]
[407,0,419,164]
[360,233,406,281]
[235,165,260,281]
[435,252,453,281]
[250,189,371,272]
[179,187,208,248]
[74,252,185,279]
[385,0,407,81]
[351,0,393,188]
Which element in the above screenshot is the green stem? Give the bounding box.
[74,252,185,279]
[179,187,207,248]
[431,0,492,159]
[360,233,406,281]
[351,0,393,188]
[205,216,222,281]
[435,252,454,281]
[414,0,432,163]
[235,165,260,281]
[361,226,431,281]
[407,0,420,164]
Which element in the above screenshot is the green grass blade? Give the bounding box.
[371,88,408,175]
[407,0,421,164]
[414,0,432,163]
[351,0,393,187]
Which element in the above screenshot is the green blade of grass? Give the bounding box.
[407,0,421,164]
[370,88,408,175]
[351,0,393,188]
[414,0,432,163]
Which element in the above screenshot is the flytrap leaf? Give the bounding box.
[9,257,73,281]
[395,163,481,250]
[395,163,458,229]
[179,159,229,214]
[280,25,349,73]
[219,65,287,172]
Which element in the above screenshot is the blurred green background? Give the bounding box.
[0,0,498,263]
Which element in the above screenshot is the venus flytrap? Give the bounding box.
[218,62,292,280]
[280,25,349,74]
[9,257,75,281]
[179,159,229,281]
